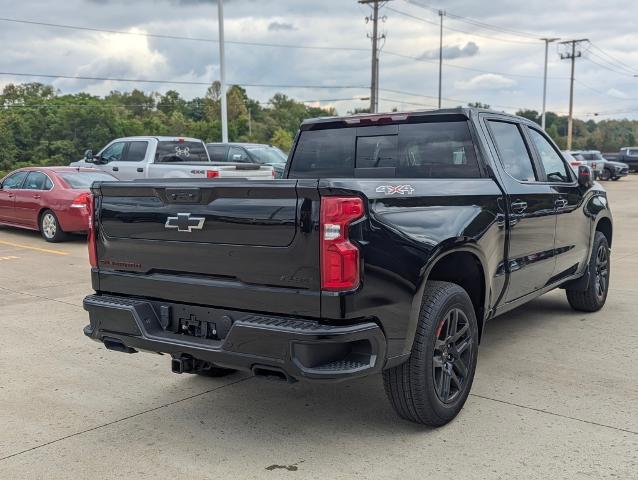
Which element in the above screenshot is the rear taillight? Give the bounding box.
[570,161,582,167]
[86,194,97,268]
[320,196,364,291]
[70,192,91,209]
[207,170,220,178]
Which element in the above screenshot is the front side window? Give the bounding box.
[125,141,148,162]
[528,129,571,182]
[627,149,638,157]
[2,171,28,189]
[101,142,126,163]
[488,121,536,182]
[23,172,50,190]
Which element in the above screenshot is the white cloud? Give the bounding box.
[606,88,628,99]
[454,73,517,91]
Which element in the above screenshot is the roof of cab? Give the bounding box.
[299,107,530,130]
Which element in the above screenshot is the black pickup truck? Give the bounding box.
[83,108,612,426]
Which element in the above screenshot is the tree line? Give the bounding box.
[1,82,636,177]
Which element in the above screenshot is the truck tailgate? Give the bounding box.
[92,179,321,317]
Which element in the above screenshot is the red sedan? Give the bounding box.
[0,167,117,242]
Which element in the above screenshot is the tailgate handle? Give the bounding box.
[165,188,202,203]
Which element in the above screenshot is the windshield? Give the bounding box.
[246,147,288,164]
[155,141,209,163]
[60,172,117,188]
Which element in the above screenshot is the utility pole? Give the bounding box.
[559,39,588,150]
[540,37,559,130]
[218,0,228,143]
[359,0,390,113]
[438,10,445,109]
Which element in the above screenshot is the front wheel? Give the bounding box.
[566,231,610,312]
[383,281,479,426]
[600,169,612,181]
[611,177,620,181]
[39,210,67,243]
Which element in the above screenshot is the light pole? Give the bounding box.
[540,37,559,130]
[218,0,228,143]
[438,10,445,109]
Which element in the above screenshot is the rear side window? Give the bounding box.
[207,145,229,162]
[126,141,148,162]
[627,149,638,157]
[488,121,537,182]
[23,172,50,190]
[227,147,251,163]
[156,141,209,163]
[289,121,480,178]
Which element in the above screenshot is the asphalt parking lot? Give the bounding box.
[1,178,637,479]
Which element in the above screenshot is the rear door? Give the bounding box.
[94,179,321,317]
[0,171,28,223]
[484,118,557,302]
[14,171,52,227]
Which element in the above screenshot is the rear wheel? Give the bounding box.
[383,281,478,426]
[600,168,612,181]
[611,177,620,181]
[566,231,610,312]
[39,210,67,243]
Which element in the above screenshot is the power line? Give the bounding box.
[386,6,539,44]
[588,42,638,75]
[401,0,544,40]
[0,16,369,53]
[0,71,369,90]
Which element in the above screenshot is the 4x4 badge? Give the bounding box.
[165,213,205,232]
[375,185,415,195]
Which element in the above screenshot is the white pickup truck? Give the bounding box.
[70,136,274,181]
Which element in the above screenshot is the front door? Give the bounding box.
[0,171,29,223]
[484,119,557,303]
[107,140,149,180]
[14,171,51,228]
[526,127,590,280]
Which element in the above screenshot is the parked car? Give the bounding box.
[573,150,628,181]
[206,143,288,178]
[563,151,602,179]
[603,147,638,172]
[0,167,117,242]
[70,136,274,180]
[82,108,612,427]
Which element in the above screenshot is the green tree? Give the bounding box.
[270,128,293,152]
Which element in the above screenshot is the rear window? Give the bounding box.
[207,145,229,162]
[288,121,480,178]
[156,141,209,163]
[60,172,117,188]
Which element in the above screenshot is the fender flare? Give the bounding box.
[399,240,490,359]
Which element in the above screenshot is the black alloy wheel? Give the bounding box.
[432,307,473,404]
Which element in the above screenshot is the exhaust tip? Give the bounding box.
[103,337,136,354]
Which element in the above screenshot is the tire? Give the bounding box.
[39,210,67,242]
[383,281,479,426]
[600,168,612,181]
[611,177,620,181]
[566,231,610,312]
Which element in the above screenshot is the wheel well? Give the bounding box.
[427,251,486,339]
[37,208,49,229]
[596,217,612,247]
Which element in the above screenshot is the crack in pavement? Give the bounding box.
[0,376,252,463]
[470,393,638,435]
[0,285,83,310]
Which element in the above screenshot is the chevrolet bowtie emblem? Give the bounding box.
[165,213,205,232]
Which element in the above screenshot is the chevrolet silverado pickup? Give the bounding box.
[82,108,612,426]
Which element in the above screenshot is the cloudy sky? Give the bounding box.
[1,0,638,119]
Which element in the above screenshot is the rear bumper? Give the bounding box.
[83,294,387,382]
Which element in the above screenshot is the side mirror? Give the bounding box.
[84,149,94,162]
[578,165,593,189]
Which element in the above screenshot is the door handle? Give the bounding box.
[112,166,119,172]
[137,168,144,173]
[33,195,41,199]
[511,201,527,214]
[555,199,568,209]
